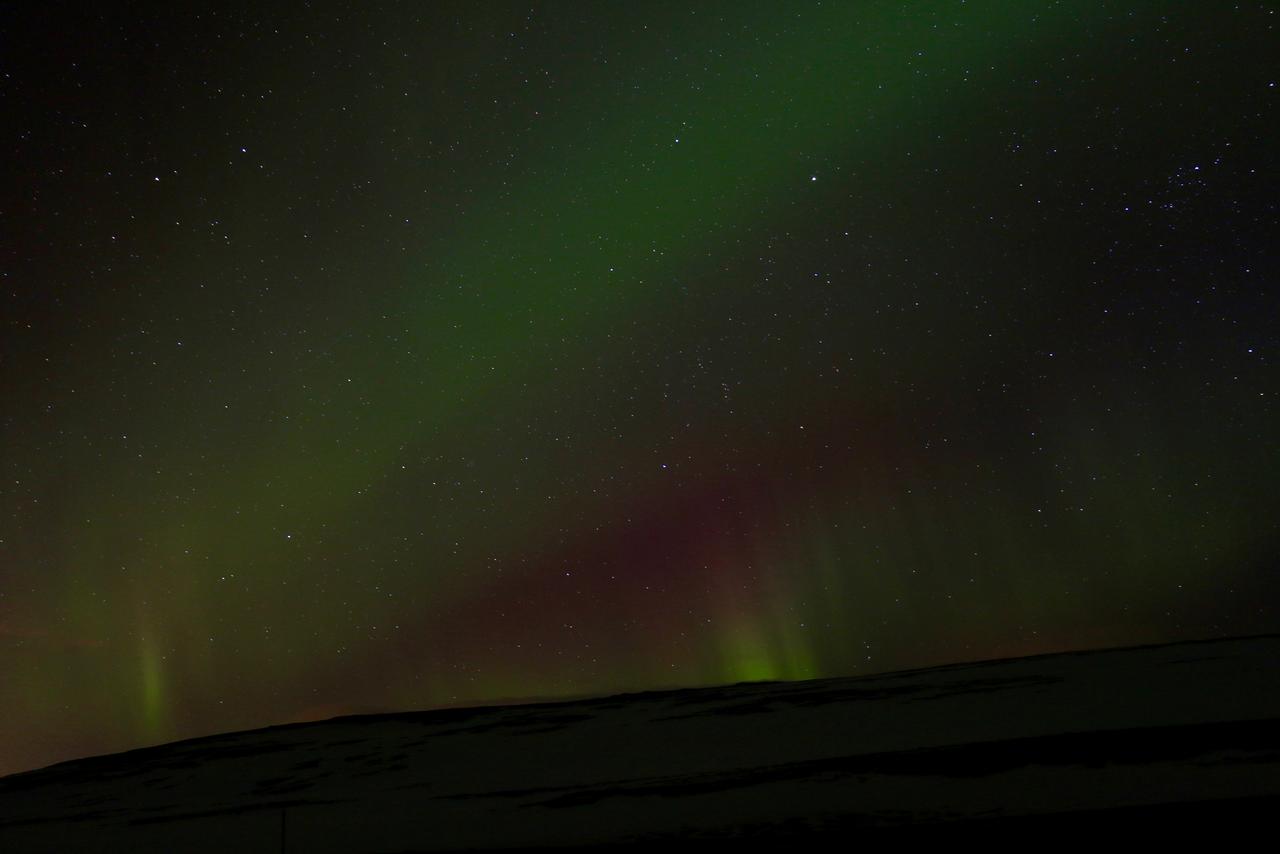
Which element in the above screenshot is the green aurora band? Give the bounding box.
[2,1,1276,774]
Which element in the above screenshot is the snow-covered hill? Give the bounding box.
[3,635,1279,850]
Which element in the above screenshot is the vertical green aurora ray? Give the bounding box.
[134,606,168,743]
[138,639,165,739]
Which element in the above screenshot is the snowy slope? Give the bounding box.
[2,635,1279,850]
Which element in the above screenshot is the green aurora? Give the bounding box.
[2,1,1276,775]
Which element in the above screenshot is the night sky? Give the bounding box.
[2,2,1277,777]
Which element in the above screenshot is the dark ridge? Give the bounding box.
[406,793,1280,849]
[425,716,1280,808]
[8,631,1274,787]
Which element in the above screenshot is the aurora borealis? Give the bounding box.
[2,1,1277,777]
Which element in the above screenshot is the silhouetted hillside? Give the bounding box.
[3,635,1279,850]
